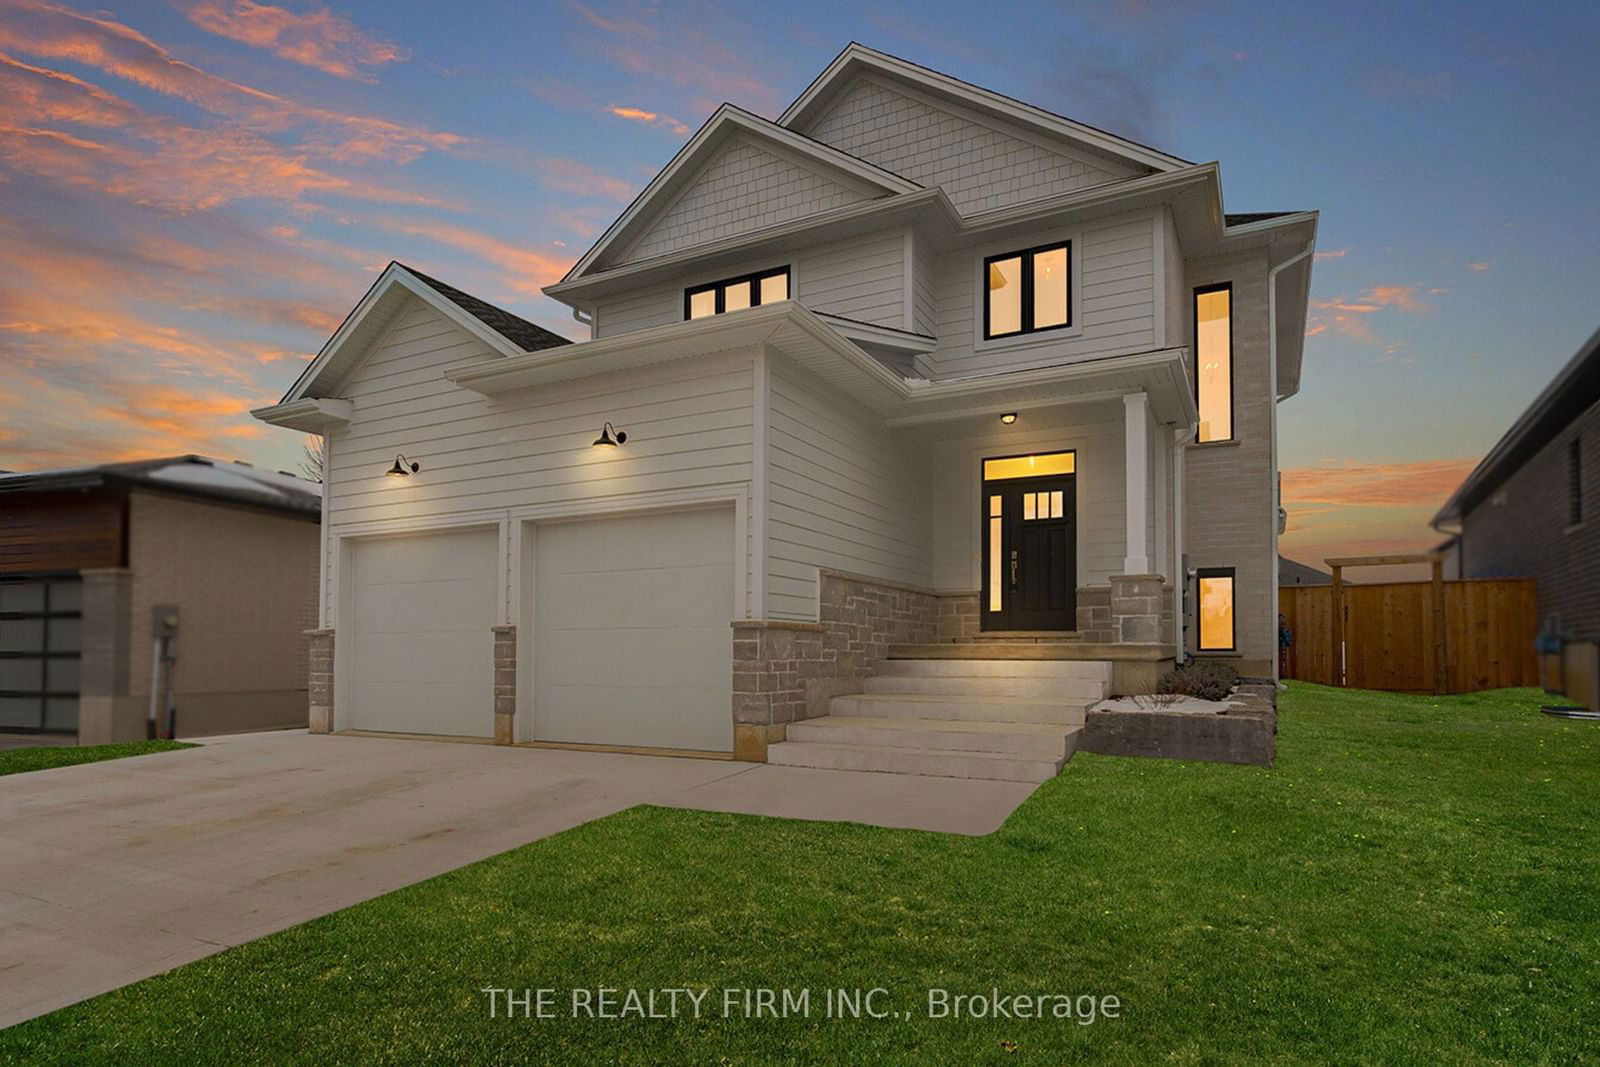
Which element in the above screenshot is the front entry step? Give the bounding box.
[787,715,1075,757]
[829,692,1088,727]
[767,739,1071,783]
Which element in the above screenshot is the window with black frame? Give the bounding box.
[984,242,1070,339]
[685,267,789,320]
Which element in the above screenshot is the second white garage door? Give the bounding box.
[348,526,499,738]
[532,507,734,752]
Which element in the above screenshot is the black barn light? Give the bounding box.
[386,453,420,477]
[593,421,627,448]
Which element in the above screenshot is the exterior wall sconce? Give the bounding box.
[593,421,627,448]
[1000,412,1018,425]
[386,453,420,478]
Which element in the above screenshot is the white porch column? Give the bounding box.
[1123,391,1151,574]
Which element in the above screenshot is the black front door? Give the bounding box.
[981,474,1077,631]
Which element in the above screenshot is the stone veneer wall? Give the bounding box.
[492,625,516,745]
[305,629,333,734]
[733,570,938,760]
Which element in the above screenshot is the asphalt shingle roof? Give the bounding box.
[397,264,570,353]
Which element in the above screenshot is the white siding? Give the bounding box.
[930,401,1127,593]
[801,75,1143,215]
[1159,206,1184,354]
[593,230,909,339]
[926,210,1158,380]
[617,135,878,265]
[765,355,933,619]
[911,232,937,337]
[323,296,756,617]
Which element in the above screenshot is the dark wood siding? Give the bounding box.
[0,491,126,575]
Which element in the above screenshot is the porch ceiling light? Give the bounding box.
[386,453,420,478]
[1000,412,1018,424]
[593,421,627,448]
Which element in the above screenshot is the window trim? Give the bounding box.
[684,266,790,320]
[1195,566,1237,653]
[1193,281,1235,444]
[982,241,1072,341]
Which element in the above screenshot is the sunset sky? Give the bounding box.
[1,0,1596,573]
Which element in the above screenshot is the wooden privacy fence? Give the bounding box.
[1280,573,1538,694]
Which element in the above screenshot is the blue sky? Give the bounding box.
[0,0,1595,564]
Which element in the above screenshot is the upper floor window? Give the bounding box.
[1194,283,1233,443]
[984,242,1070,340]
[685,267,789,320]
[1570,437,1584,527]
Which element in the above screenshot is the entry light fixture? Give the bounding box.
[593,421,627,448]
[1000,412,1018,425]
[386,453,420,478]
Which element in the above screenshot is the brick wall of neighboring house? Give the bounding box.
[111,490,319,740]
[1182,248,1278,677]
[1462,396,1600,641]
[733,570,938,760]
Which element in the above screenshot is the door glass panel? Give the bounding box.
[1024,493,1036,520]
[1033,246,1068,328]
[1051,490,1064,518]
[987,255,1022,336]
[984,452,1076,480]
[759,271,788,304]
[723,280,752,313]
[988,496,1003,613]
[687,288,716,319]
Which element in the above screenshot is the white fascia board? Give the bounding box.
[283,265,523,403]
[812,311,936,354]
[558,105,920,285]
[779,44,1190,173]
[251,397,354,433]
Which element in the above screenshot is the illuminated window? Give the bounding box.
[685,267,789,320]
[984,242,1070,339]
[983,452,1076,481]
[1194,283,1233,442]
[1197,568,1235,652]
[988,494,1003,612]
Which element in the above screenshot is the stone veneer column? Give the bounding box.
[491,625,516,745]
[1109,574,1164,644]
[304,628,334,733]
[78,568,133,745]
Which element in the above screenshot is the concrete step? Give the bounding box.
[878,657,1113,682]
[787,716,1077,758]
[890,642,1143,662]
[829,692,1088,726]
[767,739,1065,783]
[864,673,1107,701]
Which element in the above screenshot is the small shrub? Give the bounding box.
[1157,660,1239,701]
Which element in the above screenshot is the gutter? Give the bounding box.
[1267,238,1315,684]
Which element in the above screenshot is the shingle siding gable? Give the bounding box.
[618,136,879,265]
[801,76,1141,214]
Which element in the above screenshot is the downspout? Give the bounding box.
[1172,425,1193,661]
[1267,240,1315,683]
[571,304,595,339]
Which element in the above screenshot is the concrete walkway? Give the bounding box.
[0,730,1035,1027]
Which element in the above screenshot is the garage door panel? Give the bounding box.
[535,625,730,690]
[349,526,498,737]
[352,631,491,685]
[533,508,734,752]
[354,577,497,634]
[534,684,730,751]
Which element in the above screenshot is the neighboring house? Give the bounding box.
[0,456,320,745]
[1433,326,1600,642]
[1279,556,1332,587]
[254,44,1317,773]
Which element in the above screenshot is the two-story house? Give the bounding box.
[255,44,1316,780]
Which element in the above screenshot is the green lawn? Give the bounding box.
[4,684,1597,1063]
[0,739,192,777]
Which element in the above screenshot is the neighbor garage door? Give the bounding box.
[348,526,498,737]
[533,507,734,752]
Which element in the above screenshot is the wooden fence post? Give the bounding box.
[1330,563,1343,687]
[1431,557,1446,695]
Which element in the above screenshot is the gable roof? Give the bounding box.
[277,262,570,404]
[1279,555,1332,586]
[1432,325,1600,529]
[0,455,320,519]
[560,104,921,282]
[779,43,1190,174]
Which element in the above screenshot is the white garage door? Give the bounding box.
[533,507,734,752]
[348,526,499,737]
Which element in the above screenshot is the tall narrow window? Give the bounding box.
[685,266,789,320]
[1194,283,1233,442]
[988,495,1003,612]
[1197,568,1235,652]
[984,242,1071,339]
[1570,438,1584,527]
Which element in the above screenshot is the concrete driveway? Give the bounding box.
[1,730,1035,1027]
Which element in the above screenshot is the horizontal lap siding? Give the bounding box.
[326,295,755,546]
[766,360,932,620]
[930,401,1126,592]
[928,211,1157,380]
[592,230,911,339]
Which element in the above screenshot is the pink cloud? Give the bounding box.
[607,104,689,136]
[181,1,408,81]
[1465,261,1490,272]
